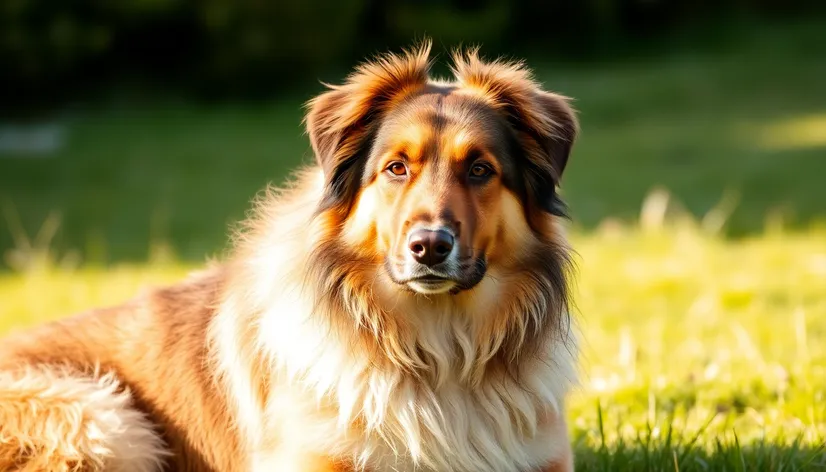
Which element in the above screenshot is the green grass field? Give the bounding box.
[2,216,824,470]
[1,23,826,470]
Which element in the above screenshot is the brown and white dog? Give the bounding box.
[0,42,580,472]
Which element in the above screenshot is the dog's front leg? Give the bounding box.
[534,413,574,472]
[538,451,574,472]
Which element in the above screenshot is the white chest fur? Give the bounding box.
[250,293,576,472]
[352,375,573,472]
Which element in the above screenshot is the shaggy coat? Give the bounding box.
[0,42,580,472]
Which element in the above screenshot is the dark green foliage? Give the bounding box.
[2,0,825,113]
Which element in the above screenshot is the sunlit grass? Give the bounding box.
[751,113,826,151]
[2,194,825,470]
[568,211,826,469]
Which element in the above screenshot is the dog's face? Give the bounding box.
[369,91,527,294]
[306,43,577,296]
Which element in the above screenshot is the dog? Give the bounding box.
[0,41,580,472]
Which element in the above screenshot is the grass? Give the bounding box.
[567,203,826,470]
[2,202,825,470]
[2,21,826,470]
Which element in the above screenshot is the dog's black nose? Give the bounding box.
[408,229,454,266]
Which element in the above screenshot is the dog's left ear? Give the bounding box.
[305,41,432,214]
[452,50,579,216]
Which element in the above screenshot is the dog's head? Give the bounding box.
[305,42,577,296]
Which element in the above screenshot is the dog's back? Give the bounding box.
[0,268,243,472]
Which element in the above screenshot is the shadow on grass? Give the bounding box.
[573,441,826,471]
[571,403,826,471]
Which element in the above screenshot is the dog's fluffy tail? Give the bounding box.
[0,366,167,472]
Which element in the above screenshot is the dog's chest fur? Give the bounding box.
[248,293,575,472]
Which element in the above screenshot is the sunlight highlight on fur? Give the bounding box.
[0,367,166,472]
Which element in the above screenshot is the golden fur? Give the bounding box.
[0,41,580,471]
[0,367,166,472]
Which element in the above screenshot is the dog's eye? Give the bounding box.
[386,162,407,177]
[469,163,493,179]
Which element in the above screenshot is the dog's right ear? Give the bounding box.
[305,41,432,214]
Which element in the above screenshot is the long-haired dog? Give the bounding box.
[0,41,580,472]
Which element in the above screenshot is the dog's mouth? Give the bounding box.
[384,258,487,295]
[389,272,456,294]
[406,276,456,294]
[411,275,451,283]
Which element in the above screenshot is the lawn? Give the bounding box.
[2,218,825,470]
[1,22,826,470]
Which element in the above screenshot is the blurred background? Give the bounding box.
[1,0,825,267]
[2,2,826,466]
